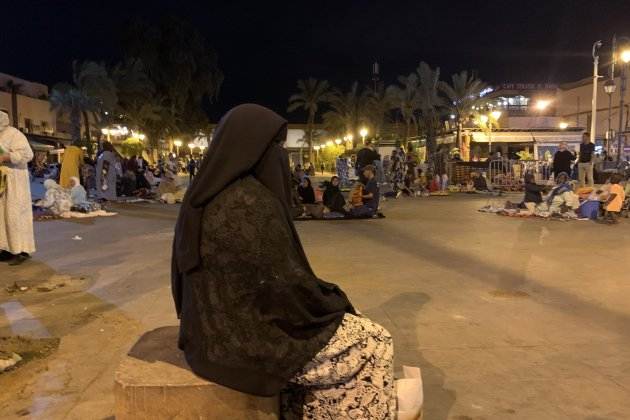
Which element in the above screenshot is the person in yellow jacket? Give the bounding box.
[59,143,83,189]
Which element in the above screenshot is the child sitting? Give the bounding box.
[603,174,625,224]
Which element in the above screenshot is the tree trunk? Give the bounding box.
[70,107,81,144]
[82,111,93,154]
[456,119,462,151]
[10,88,18,128]
[307,110,315,163]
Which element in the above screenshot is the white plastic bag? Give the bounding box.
[396,365,423,420]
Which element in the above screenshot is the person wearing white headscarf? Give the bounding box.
[36,179,72,215]
[0,110,35,265]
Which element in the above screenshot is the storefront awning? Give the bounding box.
[29,141,55,151]
[471,132,583,143]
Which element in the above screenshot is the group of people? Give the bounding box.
[517,171,628,223]
[292,163,382,219]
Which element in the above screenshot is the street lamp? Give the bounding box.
[335,138,342,145]
[590,40,603,144]
[326,140,334,147]
[188,142,195,156]
[534,99,551,111]
[559,122,569,130]
[604,78,616,153]
[173,139,182,156]
[313,145,320,165]
[359,128,368,144]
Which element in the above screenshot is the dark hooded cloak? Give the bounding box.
[171,104,354,396]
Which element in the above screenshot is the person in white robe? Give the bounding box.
[0,110,35,265]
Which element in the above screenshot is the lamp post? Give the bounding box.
[615,39,630,163]
[359,128,368,145]
[187,142,195,157]
[313,145,320,166]
[604,78,616,153]
[590,41,603,144]
[173,139,182,157]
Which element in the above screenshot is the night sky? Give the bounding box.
[4,0,630,121]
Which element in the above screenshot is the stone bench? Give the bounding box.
[114,326,279,419]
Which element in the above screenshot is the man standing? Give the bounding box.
[187,158,197,182]
[0,110,35,265]
[552,141,575,177]
[356,140,380,183]
[578,132,595,187]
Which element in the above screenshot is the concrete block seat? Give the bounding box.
[114,327,279,420]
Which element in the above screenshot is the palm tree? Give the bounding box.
[439,70,487,150]
[415,62,446,166]
[323,82,368,147]
[363,82,391,138]
[4,80,22,128]
[288,78,330,163]
[386,74,421,145]
[50,61,117,152]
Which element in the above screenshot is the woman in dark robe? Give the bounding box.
[322,175,347,214]
[172,104,395,419]
[297,176,316,204]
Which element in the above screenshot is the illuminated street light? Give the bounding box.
[490,110,502,120]
[535,99,551,111]
[559,122,569,130]
[479,115,489,124]
[313,145,320,151]
[326,140,334,147]
[173,139,183,156]
[621,49,630,63]
[320,143,326,149]
[359,128,368,144]
[335,138,342,145]
[188,143,195,155]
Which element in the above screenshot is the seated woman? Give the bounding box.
[69,176,101,213]
[36,179,72,216]
[172,105,395,419]
[322,176,346,214]
[545,172,579,214]
[520,173,545,215]
[297,176,316,204]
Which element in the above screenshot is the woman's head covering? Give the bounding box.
[70,176,81,187]
[44,179,60,190]
[173,104,304,278]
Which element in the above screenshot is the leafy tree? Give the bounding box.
[439,70,487,150]
[121,16,223,138]
[415,62,446,166]
[386,74,421,145]
[323,82,368,147]
[288,78,330,162]
[363,82,391,139]
[50,61,117,153]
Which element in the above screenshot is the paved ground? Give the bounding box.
[1,194,629,419]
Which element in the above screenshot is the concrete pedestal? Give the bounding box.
[114,326,279,419]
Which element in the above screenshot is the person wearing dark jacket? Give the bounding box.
[171,104,395,418]
[553,141,575,177]
[297,177,316,204]
[521,173,545,214]
[322,176,346,213]
[355,140,380,182]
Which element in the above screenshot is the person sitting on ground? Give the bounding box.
[471,172,489,191]
[36,179,72,216]
[545,172,579,214]
[520,172,545,215]
[69,176,88,206]
[603,173,625,224]
[351,165,381,217]
[297,177,316,204]
[428,175,440,192]
[172,104,395,418]
[322,176,346,214]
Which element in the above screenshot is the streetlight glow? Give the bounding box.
[173,140,183,147]
[326,140,334,147]
[490,110,502,120]
[359,128,368,137]
[479,115,489,124]
[335,138,342,145]
[313,145,320,151]
[559,122,569,129]
[535,99,551,111]
[621,49,630,63]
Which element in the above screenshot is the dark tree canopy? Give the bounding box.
[121,16,224,136]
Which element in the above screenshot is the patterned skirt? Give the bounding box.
[281,314,396,419]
